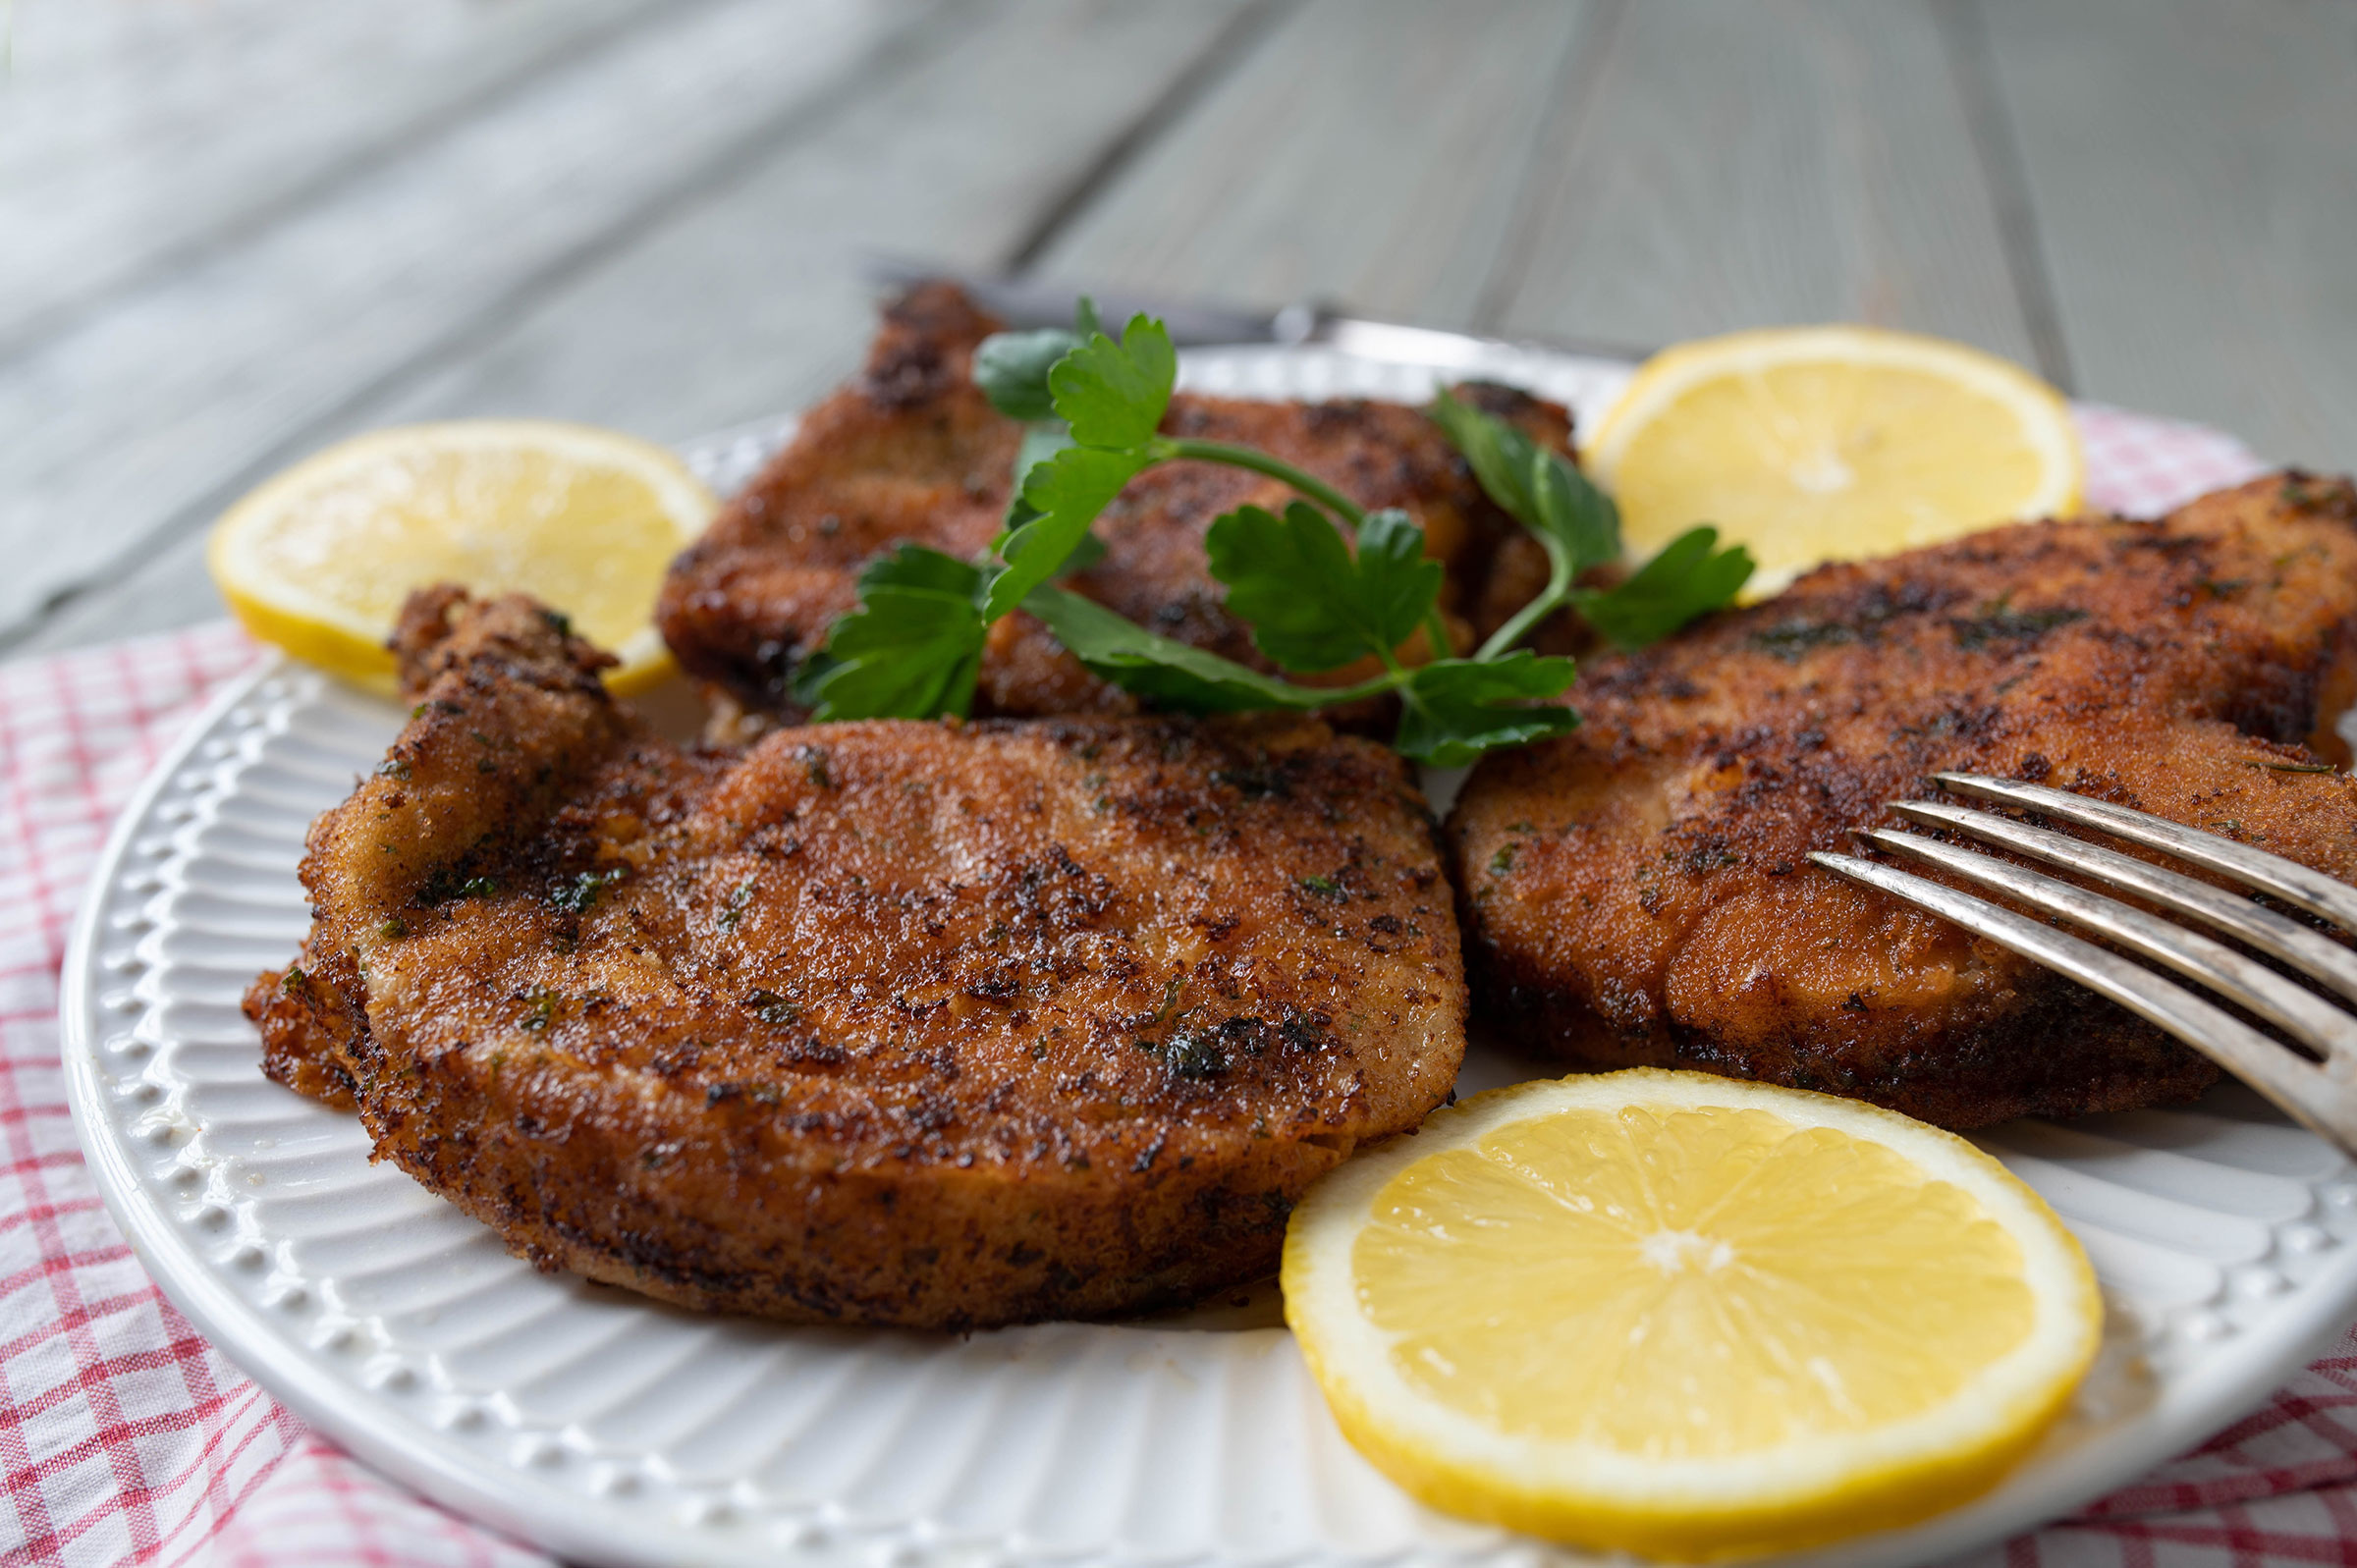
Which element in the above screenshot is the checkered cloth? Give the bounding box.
[0,406,2343,1568]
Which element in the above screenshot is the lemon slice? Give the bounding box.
[208,421,714,694]
[1284,1069,2101,1560]
[1587,327,2082,599]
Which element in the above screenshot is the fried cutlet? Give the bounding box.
[656,284,1571,731]
[247,587,1465,1328]
[1448,473,2357,1129]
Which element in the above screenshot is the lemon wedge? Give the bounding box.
[1587,326,2082,599]
[208,421,714,694]
[1283,1069,2101,1560]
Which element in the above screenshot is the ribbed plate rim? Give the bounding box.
[58,341,2357,1568]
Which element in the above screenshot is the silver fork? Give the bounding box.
[1809,772,2357,1156]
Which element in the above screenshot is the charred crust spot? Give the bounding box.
[1946,605,2088,650]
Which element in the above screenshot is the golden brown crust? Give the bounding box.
[247,589,1466,1328]
[654,284,1574,727]
[1447,473,2357,1128]
[251,946,363,1110]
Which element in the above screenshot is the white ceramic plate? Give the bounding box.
[62,346,2357,1568]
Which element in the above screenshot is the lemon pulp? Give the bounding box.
[208,421,713,694]
[1355,1106,2035,1456]
[1283,1070,2102,1560]
[1588,326,2081,599]
[239,448,682,641]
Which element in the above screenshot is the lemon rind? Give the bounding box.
[1283,1068,2103,1560]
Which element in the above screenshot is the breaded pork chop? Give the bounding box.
[247,588,1464,1328]
[1450,473,2357,1129]
[656,284,1570,730]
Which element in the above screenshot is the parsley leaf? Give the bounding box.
[1433,389,1747,654]
[1024,586,1330,712]
[1031,587,1579,768]
[810,297,1738,766]
[1526,437,1620,575]
[1430,388,1617,574]
[1571,526,1755,648]
[999,423,1075,532]
[1206,503,1441,673]
[1394,652,1582,766]
[1049,315,1176,450]
[1429,388,1543,525]
[983,317,1174,619]
[986,446,1151,620]
[973,297,1107,422]
[974,330,1081,421]
[1056,528,1108,576]
[807,546,989,720]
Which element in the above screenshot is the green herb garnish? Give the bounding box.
[803,310,1753,765]
[743,988,799,1026]
[549,867,626,915]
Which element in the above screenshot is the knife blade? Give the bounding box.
[859,256,1647,364]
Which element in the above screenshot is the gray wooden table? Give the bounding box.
[5,0,2352,661]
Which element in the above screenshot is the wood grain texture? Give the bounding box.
[0,0,912,643]
[1485,0,2041,368]
[1978,0,2357,471]
[0,0,671,351]
[1032,0,1590,329]
[12,0,2355,663]
[13,0,1255,654]
[360,0,1257,439]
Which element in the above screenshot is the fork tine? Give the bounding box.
[1857,827,2357,1065]
[1809,851,2357,1155]
[1933,772,2357,932]
[1890,798,2357,1005]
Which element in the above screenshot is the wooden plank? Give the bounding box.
[359,0,1261,439]
[1485,0,2041,370]
[12,0,1260,656]
[0,0,669,350]
[1030,0,1590,331]
[0,0,913,644]
[1977,0,2357,472]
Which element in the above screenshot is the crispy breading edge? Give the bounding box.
[248,590,622,1108]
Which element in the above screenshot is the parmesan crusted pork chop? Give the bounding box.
[247,588,1464,1328]
[656,284,1570,731]
[1450,473,2357,1129]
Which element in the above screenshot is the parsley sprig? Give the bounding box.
[802,304,1753,765]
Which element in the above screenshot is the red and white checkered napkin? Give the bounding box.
[0,407,2330,1568]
